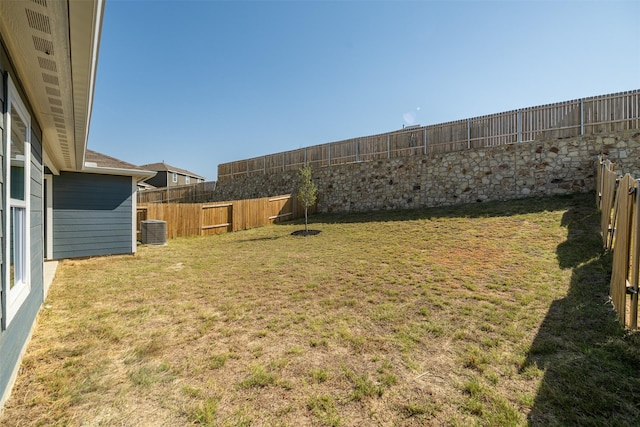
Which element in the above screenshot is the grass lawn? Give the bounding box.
[1,192,639,426]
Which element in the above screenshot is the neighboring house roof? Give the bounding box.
[140,162,205,180]
[83,149,157,181]
[86,149,139,170]
[0,0,104,173]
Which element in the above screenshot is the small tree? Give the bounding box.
[297,165,317,232]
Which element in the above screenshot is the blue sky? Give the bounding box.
[88,0,640,180]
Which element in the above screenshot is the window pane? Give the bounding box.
[11,105,26,201]
[10,206,26,289]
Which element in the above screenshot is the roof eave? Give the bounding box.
[70,0,105,171]
[0,0,104,173]
[81,165,158,182]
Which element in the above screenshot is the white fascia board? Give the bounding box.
[69,0,105,170]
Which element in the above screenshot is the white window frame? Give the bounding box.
[172,172,177,183]
[185,176,190,184]
[4,77,31,326]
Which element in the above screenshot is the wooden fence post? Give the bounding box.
[580,98,585,135]
[517,110,522,143]
[199,204,204,236]
[387,134,390,159]
[631,179,640,329]
[423,128,427,155]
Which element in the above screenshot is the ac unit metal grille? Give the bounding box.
[141,220,167,245]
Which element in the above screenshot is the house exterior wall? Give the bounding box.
[51,172,134,259]
[144,171,202,188]
[144,171,168,188]
[173,173,196,186]
[0,47,45,409]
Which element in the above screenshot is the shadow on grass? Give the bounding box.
[278,193,596,227]
[235,235,285,243]
[523,196,640,425]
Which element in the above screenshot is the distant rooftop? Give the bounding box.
[85,149,140,170]
[83,149,156,181]
[140,162,205,180]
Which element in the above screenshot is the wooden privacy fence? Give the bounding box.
[220,89,640,180]
[137,194,314,239]
[137,181,217,204]
[597,156,639,329]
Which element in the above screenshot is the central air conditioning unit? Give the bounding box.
[141,220,167,245]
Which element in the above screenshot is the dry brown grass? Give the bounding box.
[1,193,638,426]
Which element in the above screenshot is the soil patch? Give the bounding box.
[291,229,322,236]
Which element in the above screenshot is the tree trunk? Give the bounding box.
[304,207,308,232]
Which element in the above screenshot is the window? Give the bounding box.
[185,176,190,184]
[4,77,31,326]
[172,172,177,183]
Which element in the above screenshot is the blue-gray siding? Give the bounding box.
[52,172,133,259]
[0,51,45,403]
[30,125,44,300]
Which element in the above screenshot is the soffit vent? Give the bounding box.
[52,116,64,124]
[42,73,58,85]
[25,9,51,34]
[48,97,62,106]
[32,35,54,55]
[38,56,57,72]
[45,86,60,96]
[30,0,48,7]
[51,107,63,114]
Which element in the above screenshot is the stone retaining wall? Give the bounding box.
[213,130,640,213]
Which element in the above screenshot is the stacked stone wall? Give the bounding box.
[212,130,640,213]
